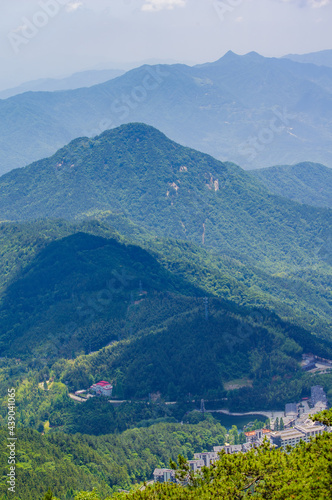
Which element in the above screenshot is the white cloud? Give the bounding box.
[141,0,187,12]
[65,1,83,13]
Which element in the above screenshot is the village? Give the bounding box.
[68,377,331,486]
[153,385,331,484]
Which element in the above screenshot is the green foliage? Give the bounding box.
[43,491,53,500]
[75,417,332,499]
[0,420,227,500]
[0,123,331,276]
[0,124,331,500]
[250,161,332,209]
[0,215,331,419]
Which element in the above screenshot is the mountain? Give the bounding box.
[1,218,331,428]
[250,162,332,208]
[0,123,330,272]
[1,52,332,174]
[283,49,332,68]
[0,124,331,359]
[0,230,200,357]
[0,121,331,490]
[0,68,125,100]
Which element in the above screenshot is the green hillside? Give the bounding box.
[0,124,330,494]
[250,162,332,208]
[0,123,330,273]
[0,230,200,357]
[0,219,331,429]
[0,420,228,500]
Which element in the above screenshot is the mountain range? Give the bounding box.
[0,119,331,498]
[1,51,332,175]
[0,123,331,370]
[283,49,332,68]
[0,123,330,270]
[0,68,124,100]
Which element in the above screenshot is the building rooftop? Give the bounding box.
[91,381,113,387]
[245,429,270,437]
[273,429,305,440]
[153,468,174,475]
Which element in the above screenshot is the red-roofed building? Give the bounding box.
[90,381,113,397]
[245,429,270,443]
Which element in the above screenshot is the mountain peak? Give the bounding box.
[214,50,239,63]
[100,122,167,141]
[211,50,264,65]
[223,50,238,58]
[244,51,265,60]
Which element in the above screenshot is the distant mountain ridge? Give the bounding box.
[250,162,332,208]
[1,51,332,174]
[283,49,332,68]
[0,68,125,100]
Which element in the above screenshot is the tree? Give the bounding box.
[170,455,190,485]
[280,417,285,430]
[227,425,240,445]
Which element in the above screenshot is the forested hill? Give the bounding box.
[250,162,332,208]
[0,218,331,408]
[0,123,330,272]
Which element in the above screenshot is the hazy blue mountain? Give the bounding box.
[1,52,332,175]
[250,162,332,208]
[0,68,125,100]
[283,49,332,68]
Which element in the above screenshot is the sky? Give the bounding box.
[0,0,331,91]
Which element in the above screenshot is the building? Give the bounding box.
[215,444,243,454]
[153,469,176,483]
[193,451,218,467]
[152,419,330,483]
[188,459,204,473]
[285,403,298,417]
[244,429,271,444]
[90,380,113,397]
[302,360,316,371]
[270,428,307,449]
[295,422,325,442]
[311,386,328,408]
[270,421,325,450]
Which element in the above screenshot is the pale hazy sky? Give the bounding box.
[0,0,331,90]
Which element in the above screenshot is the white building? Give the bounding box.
[90,380,113,397]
